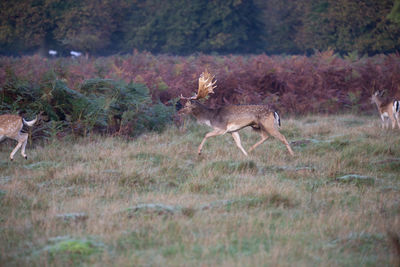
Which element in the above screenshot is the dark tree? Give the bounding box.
[116,0,264,54]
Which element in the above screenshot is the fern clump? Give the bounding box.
[1,72,174,138]
[79,78,174,136]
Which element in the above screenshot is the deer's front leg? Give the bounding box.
[380,115,386,129]
[198,129,225,155]
[231,132,248,156]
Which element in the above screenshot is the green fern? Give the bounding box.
[1,75,174,138]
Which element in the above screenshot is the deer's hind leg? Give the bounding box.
[9,132,29,160]
[20,133,29,159]
[262,123,294,156]
[249,130,269,153]
[389,113,397,129]
[395,112,400,129]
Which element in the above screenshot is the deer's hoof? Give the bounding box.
[24,156,28,160]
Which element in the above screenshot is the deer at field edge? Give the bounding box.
[371,91,400,129]
[178,70,294,156]
[0,114,38,160]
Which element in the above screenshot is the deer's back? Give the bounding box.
[0,114,23,136]
[214,105,273,123]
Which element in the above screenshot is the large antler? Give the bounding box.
[195,69,217,99]
[181,69,217,100]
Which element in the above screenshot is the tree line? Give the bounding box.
[0,0,399,56]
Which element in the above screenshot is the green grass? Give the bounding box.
[0,114,399,266]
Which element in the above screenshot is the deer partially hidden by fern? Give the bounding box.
[371,91,400,129]
[0,114,38,160]
[178,70,294,156]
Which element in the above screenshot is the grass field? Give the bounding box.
[0,114,399,266]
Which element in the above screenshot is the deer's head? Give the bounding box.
[371,90,384,104]
[178,69,217,115]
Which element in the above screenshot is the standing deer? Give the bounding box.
[371,91,400,129]
[0,114,37,160]
[178,70,294,156]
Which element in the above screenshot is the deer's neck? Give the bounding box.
[372,96,383,111]
[191,101,217,122]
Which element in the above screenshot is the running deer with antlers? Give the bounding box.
[371,91,400,129]
[0,114,38,160]
[178,70,294,156]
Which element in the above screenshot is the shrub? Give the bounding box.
[0,70,174,138]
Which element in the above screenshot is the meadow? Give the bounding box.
[0,114,399,266]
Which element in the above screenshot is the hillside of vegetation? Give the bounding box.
[0,115,399,266]
[1,52,400,139]
[1,0,399,56]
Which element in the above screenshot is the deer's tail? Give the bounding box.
[393,100,400,114]
[23,116,37,127]
[273,111,281,127]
